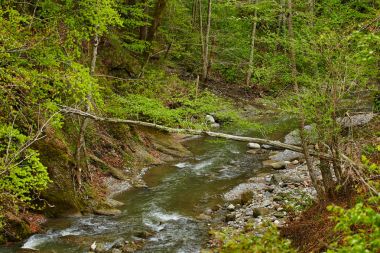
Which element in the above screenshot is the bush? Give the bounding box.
[0,124,51,229]
[327,197,380,253]
[206,226,296,253]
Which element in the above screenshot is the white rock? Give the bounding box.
[247,143,261,149]
[227,204,235,211]
[90,241,97,251]
[205,115,216,123]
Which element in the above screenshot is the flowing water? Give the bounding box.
[1,117,296,253]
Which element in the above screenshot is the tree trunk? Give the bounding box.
[277,0,286,35]
[199,0,205,66]
[246,0,258,86]
[146,0,167,43]
[75,33,99,189]
[287,0,324,197]
[202,0,212,82]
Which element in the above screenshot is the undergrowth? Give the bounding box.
[104,70,261,131]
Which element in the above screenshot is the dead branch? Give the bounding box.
[60,106,332,160]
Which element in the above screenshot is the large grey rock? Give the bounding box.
[337,113,375,127]
[270,149,303,162]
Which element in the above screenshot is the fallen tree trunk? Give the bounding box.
[60,106,331,160]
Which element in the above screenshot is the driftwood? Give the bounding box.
[60,106,332,160]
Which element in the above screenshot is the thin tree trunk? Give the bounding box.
[192,0,198,25]
[146,0,167,42]
[199,0,205,63]
[287,0,324,196]
[75,33,99,189]
[246,0,258,86]
[202,0,212,82]
[90,34,99,75]
[277,0,285,34]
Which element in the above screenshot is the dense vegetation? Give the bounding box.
[0,0,379,251]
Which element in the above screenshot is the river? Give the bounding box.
[1,117,295,253]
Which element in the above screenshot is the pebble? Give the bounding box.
[227,204,235,211]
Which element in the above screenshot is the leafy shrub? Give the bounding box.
[327,197,380,253]
[0,124,51,228]
[206,226,296,253]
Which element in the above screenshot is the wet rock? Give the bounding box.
[94,208,121,216]
[225,213,236,222]
[227,204,235,211]
[106,198,124,208]
[134,230,154,239]
[247,143,261,149]
[206,115,216,123]
[197,213,212,220]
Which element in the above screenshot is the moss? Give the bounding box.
[2,218,33,243]
[33,131,86,217]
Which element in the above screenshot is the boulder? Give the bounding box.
[337,113,375,127]
[211,123,220,128]
[205,115,216,123]
[270,149,303,162]
[247,143,261,149]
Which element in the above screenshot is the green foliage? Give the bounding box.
[0,124,50,229]
[106,87,256,130]
[327,197,380,253]
[207,226,296,253]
